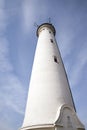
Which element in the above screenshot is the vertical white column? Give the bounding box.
[20,23,85,130]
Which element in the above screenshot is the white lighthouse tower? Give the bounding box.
[20,23,85,130]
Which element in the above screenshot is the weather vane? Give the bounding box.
[48,17,51,23]
[34,22,39,28]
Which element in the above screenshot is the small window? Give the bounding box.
[54,56,58,63]
[50,39,53,43]
[67,116,72,128]
[67,116,70,120]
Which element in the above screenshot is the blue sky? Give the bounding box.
[0,0,87,130]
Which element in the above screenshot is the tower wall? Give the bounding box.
[20,23,85,130]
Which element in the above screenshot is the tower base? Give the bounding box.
[20,105,85,130]
[55,104,85,130]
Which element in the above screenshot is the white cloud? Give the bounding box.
[0,37,13,72]
[4,73,26,115]
[0,0,13,72]
[0,0,26,119]
[21,0,49,33]
[21,0,36,33]
[0,73,26,128]
[0,38,26,116]
[69,46,87,87]
[57,31,74,58]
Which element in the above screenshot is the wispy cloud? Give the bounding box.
[0,0,26,129]
[0,72,26,130]
[0,37,13,72]
[0,73,26,114]
[21,0,37,33]
[69,45,87,87]
[57,31,74,58]
[21,0,49,33]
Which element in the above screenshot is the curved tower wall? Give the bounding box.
[21,23,85,130]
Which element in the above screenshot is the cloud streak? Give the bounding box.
[69,45,87,87]
[0,37,13,72]
[21,0,50,33]
[21,0,37,33]
[0,0,26,130]
[0,73,26,114]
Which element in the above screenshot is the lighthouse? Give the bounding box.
[20,23,85,130]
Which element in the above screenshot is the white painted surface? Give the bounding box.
[21,23,85,130]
